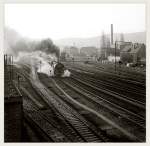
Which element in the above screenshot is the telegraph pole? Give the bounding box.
[111,24,113,45]
[115,41,117,72]
[18,75,20,89]
[12,56,14,80]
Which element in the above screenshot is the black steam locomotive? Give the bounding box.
[53,62,65,77]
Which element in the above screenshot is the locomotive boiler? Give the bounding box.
[50,61,65,77]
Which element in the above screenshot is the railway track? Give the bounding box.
[71,73,145,103]
[14,67,72,142]
[70,68,145,95]
[71,61,145,78]
[65,63,145,88]
[24,101,85,142]
[15,63,106,142]
[89,62,145,80]
[35,76,106,142]
[23,97,69,142]
[14,64,82,142]
[60,78,145,128]
[14,62,146,142]
[69,74,145,118]
[53,78,145,141]
[39,74,144,142]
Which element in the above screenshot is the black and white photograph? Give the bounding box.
[3,2,147,142]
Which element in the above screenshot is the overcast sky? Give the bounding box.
[5,4,145,40]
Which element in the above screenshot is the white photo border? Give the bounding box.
[0,0,149,145]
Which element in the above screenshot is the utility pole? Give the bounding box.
[99,36,101,63]
[12,56,13,80]
[111,24,113,45]
[115,41,117,72]
[18,75,20,89]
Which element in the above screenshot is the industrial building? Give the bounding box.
[120,43,146,63]
[100,24,146,64]
[4,55,23,142]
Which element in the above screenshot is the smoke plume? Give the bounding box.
[5,27,71,78]
[15,51,57,76]
[5,27,60,58]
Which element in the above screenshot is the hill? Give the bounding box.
[54,32,146,48]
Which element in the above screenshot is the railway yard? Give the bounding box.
[4,58,146,142]
[4,3,147,142]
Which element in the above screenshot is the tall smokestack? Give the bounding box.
[111,24,113,45]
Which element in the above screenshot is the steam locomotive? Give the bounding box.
[51,61,65,77]
[54,62,65,77]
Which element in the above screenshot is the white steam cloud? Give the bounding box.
[15,51,71,77]
[62,69,71,77]
[15,51,57,76]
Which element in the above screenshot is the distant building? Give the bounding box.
[120,43,146,63]
[100,46,120,60]
[64,46,79,57]
[116,42,132,51]
[80,46,98,57]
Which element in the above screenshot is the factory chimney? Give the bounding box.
[111,24,113,45]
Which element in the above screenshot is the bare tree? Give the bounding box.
[120,33,125,42]
[106,37,110,48]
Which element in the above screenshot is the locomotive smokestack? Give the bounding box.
[111,24,113,45]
